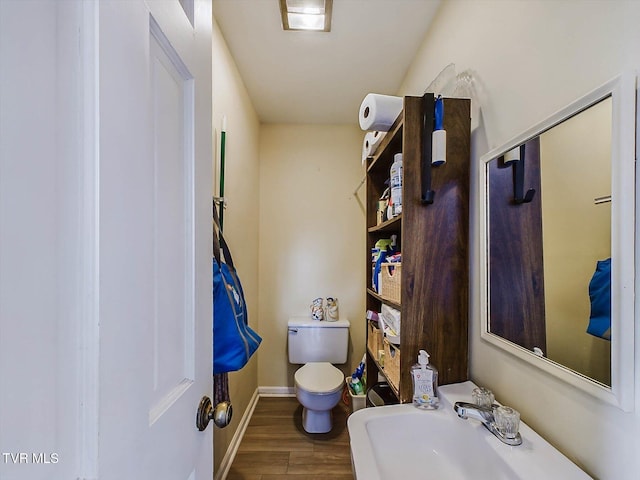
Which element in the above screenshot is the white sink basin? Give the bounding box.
[348,381,590,480]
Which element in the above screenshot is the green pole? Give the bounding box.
[219,117,226,231]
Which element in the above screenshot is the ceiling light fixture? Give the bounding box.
[279,0,332,32]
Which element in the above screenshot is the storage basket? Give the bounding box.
[346,377,366,412]
[367,321,383,361]
[380,263,401,303]
[383,339,401,391]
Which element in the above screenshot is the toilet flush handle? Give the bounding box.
[288,328,298,334]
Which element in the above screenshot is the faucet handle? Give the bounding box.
[494,406,520,440]
[472,387,495,408]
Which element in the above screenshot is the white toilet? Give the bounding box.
[287,316,350,434]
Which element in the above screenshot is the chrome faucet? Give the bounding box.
[453,402,522,446]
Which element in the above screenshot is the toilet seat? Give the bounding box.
[295,362,344,394]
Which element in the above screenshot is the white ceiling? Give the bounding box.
[212,0,442,125]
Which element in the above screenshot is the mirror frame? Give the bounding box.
[479,73,636,412]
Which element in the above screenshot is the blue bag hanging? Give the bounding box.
[587,258,611,341]
[212,203,261,374]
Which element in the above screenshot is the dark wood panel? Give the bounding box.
[401,97,470,397]
[488,137,546,351]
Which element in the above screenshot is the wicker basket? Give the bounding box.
[367,321,383,361]
[383,339,401,391]
[380,263,402,303]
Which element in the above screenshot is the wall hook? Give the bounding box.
[421,92,436,204]
[511,144,535,204]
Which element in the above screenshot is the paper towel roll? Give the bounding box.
[359,94,403,131]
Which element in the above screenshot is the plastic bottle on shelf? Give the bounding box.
[390,153,403,216]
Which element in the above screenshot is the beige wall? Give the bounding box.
[399,1,640,478]
[211,16,261,474]
[258,124,366,387]
[540,98,612,385]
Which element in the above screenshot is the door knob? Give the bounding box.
[196,396,233,430]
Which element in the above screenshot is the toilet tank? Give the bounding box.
[287,317,350,364]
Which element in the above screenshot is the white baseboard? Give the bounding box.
[214,386,296,480]
[214,388,259,480]
[258,386,295,397]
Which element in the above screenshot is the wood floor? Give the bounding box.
[225,396,354,480]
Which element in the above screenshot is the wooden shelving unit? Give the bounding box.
[364,95,471,403]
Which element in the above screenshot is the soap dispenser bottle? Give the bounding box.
[411,349,439,409]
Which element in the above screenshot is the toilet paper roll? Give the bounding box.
[359,94,403,131]
[362,132,375,165]
[361,131,388,165]
[369,130,386,154]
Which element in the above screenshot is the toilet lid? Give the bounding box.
[295,362,344,393]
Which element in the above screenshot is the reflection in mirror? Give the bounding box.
[487,98,612,386]
[480,73,636,411]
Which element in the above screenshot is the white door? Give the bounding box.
[0,1,213,479]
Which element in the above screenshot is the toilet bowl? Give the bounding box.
[287,316,350,434]
[294,362,344,433]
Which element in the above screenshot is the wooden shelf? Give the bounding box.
[364,95,471,404]
[368,214,401,233]
[366,288,401,310]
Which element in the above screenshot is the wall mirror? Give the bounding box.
[479,74,636,411]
